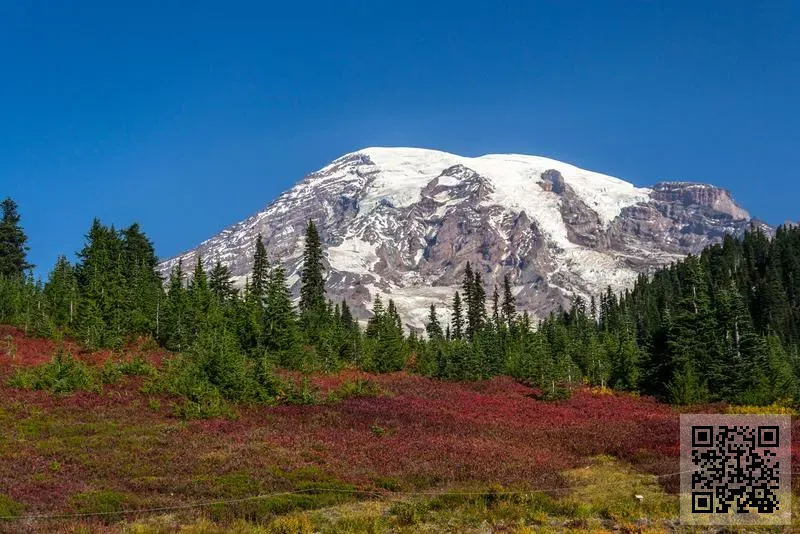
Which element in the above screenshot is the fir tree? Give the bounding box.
[365,295,405,372]
[121,223,162,335]
[501,273,516,329]
[426,304,444,341]
[209,261,236,302]
[451,291,464,340]
[262,262,298,357]
[44,256,78,328]
[250,235,269,303]
[492,285,501,331]
[75,219,127,347]
[187,256,212,340]
[0,198,33,278]
[463,264,487,340]
[462,263,475,338]
[299,220,327,339]
[161,260,189,351]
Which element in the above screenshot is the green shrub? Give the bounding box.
[69,490,130,522]
[118,354,157,377]
[9,348,97,394]
[326,378,383,403]
[280,377,320,405]
[146,329,283,419]
[0,493,24,520]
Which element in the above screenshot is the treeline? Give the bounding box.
[416,224,800,406]
[2,195,800,407]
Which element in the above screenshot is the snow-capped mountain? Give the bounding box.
[159,147,763,330]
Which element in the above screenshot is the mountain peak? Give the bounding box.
[160,148,762,331]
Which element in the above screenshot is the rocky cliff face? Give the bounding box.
[159,147,765,330]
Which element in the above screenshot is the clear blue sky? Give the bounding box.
[2,1,798,277]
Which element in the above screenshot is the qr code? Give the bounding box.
[680,414,791,526]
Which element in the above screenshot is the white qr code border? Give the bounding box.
[680,414,792,526]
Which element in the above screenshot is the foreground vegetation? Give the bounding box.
[1,329,799,532]
[0,328,689,532]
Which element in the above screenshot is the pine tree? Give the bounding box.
[251,235,270,304]
[262,262,298,358]
[0,198,33,278]
[187,256,212,340]
[44,256,78,329]
[161,260,189,351]
[365,295,405,372]
[665,256,719,402]
[501,274,516,329]
[121,223,162,335]
[209,261,236,302]
[75,219,127,347]
[338,299,360,363]
[451,291,464,340]
[492,285,501,331]
[426,304,444,341]
[462,263,475,339]
[299,220,327,340]
[340,299,354,330]
[609,315,639,391]
[464,266,487,340]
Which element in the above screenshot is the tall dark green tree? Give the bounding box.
[451,291,464,340]
[44,256,78,328]
[209,261,236,302]
[365,295,406,372]
[501,274,516,329]
[75,219,127,347]
[262,262,298,358]
[161,260,189,351]
[250,235,270,303]
[299,220,327,340]
[121,223,163,335]
[187,256,213,340]
[0,198,33,278]
[426,304,444,341]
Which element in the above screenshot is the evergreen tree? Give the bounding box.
[501,273,516,329]
[262,262,298,359]
[75,219,127,347]
[187,256,212,340]
[0,198,33,278]
[426,304,444,341]
[340,299,354,330]
[492,285,501,330]
[299,220,327,340]
[250,235,270,303]
[365,295,405,372]
[121,223,162,335]
[464,267,487,340]
[609,315,639,391]
[161,260,189,351]
[44,256,78,329]
[209,260,236,302]
[451,291,464,340]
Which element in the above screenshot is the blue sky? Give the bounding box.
[2,1,798,277]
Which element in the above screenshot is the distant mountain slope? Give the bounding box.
[159,147,766,330]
